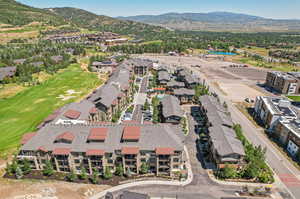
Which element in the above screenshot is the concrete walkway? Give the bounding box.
[89,146,193,199]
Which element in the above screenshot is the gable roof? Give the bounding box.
[160,95,184,118]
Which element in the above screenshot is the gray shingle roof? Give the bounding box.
[173,88,195,96]
[200,95,233,127]
[161,95,184,118]
[158,71,171,82]
[200,95,245,157]
[209,125,245,157]
[167,80,185,88]
[53,100,95,122]
[21,123,185,153]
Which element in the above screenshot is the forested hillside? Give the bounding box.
[0,0,66,26]
[48,7,167,37]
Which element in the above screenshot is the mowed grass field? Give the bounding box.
[0,64,100,157]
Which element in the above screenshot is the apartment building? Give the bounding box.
[129,58,153,76]
[160,95,184,124]
[265,71,300,94]
[173,88,195,104]
[87,63,134,121]
[18,124,185,176]
[254,96,297,129]
[273,119,300,156]
[199,95,245,168]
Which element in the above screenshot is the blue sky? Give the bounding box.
[18,0,300,19]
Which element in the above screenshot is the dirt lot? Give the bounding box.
[0,178,110,199]
[225,67,268,81]
[218,83,264,102]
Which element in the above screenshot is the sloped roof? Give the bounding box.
[53,148,71,155]
[21,124,185,154]
[161,95,184,118]
[155,147,174,155]
[173,88,195,96]
[21,132,36,145]
[121,147,139,155]
[88,128,108,141]
[86,149,105,156]
[63,109,81,119]
[55,132,75,142]
[122,126,141,140]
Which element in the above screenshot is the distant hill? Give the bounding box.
[0,0,66,26]
[119,12,300,32]
[0,0,165,37]
[48,7,165,36]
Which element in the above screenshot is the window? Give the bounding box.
[74,159,80,164]
[173,165,179,169]
[107,159,113,164]
[173,158,179,162]
[141,158,146,162]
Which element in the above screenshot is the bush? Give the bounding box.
[21,159,32,175]
[91,168,99,184]
[15,166,23,179]
[103,167,113,179]
[218,164,237,179]
[79,167,88,180]
[67,170,78,182]
[115,164,124,176]
[140,162,149,174]
[43,160,54,176]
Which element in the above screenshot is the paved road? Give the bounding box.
[185,64,300,199]
[132,77,148,123]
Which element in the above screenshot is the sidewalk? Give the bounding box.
[89,146,193,199]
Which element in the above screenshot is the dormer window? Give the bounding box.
[122,126,140,142]
[55,132,74,144]
[63,109,81,119]
[87,128,108,143]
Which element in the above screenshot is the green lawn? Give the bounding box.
[287,95,300,102]
[0,64,100,157]
[235,57,297,72]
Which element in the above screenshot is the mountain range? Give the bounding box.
[0,0,164,36]
[1,0,300,33]
[118,12,300,32]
